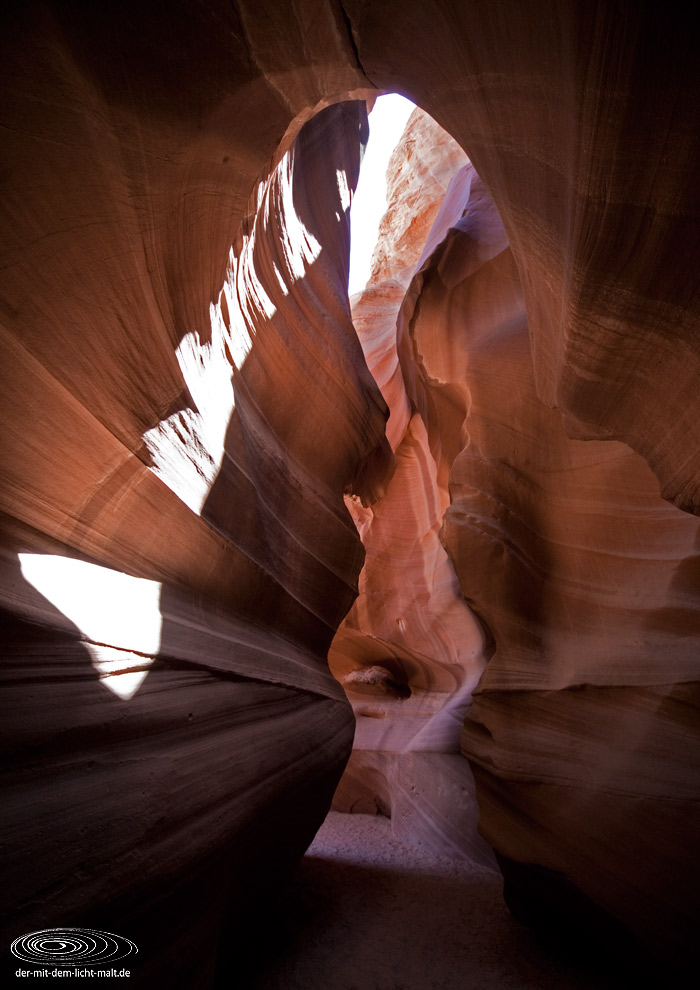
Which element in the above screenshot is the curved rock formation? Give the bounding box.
[335,104,700,966]
[396,160,700,967]
[329,110,495,864]
[1,0,699,983]
[347,0,700,514]
[0,91,389,984]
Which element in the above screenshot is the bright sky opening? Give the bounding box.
[348,94,416,297]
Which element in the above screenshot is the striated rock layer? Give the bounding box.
[336,104,700,966]
[329,110,496,866]
[0,94,388,985]
[398,163,700,967]
[1,0,699,982]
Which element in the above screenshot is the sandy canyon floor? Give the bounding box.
[243,812,648,990]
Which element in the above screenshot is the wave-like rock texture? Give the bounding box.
[329,111,495,865]
[348,2,700,517]
[2,0,700,982]
[402,164,700,968]
[0,89,391,985]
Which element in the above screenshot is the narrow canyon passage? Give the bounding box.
[2,5,699,987]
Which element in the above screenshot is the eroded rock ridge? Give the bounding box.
[1,2,699,984]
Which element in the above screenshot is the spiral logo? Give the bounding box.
[11,928,137,967]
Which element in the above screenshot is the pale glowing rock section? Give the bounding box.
[330,110,495,865]
[338,96,700,963]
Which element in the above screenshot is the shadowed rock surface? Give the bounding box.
[244,812,665,990]
[1,2,699,985]
[0,91,378,987]
[399,156,700,969]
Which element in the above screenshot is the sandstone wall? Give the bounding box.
[1,0,699,982]
[400,164,700,966]
[0,90,386,984]
[329,110,496,865]
[335,99,700,967]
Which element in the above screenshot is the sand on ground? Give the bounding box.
[244,811,642,990]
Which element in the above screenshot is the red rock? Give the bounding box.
[367,107,469,289]
[0,2,698,982]
[330,110,492,867]
[0,97,383,984]
[402,162,700,968]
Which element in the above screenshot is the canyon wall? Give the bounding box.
[334,103,700,968]
[1,0,699,983]
[0,85,388,983]
[329,110,496,865]
[398,161,700,967]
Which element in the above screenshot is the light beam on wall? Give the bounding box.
[18,554,162,700]
[142,147,325,516]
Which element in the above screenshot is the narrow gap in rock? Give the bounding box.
[4,12,697,986]
[246,96,665,990]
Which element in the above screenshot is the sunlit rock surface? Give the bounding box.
[367,108,470,290]
[0,90,388,985]
[1,1,699,983]
[329,111,495,866]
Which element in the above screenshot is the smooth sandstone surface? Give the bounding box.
[401,162,700,966]
[1,1,699,985]
[334,100,700,969]
[0,90,380,985]
[329,110,495,867]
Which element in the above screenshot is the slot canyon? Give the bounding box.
[1,2,699,987]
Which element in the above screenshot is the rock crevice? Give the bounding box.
[1,3,699,983]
